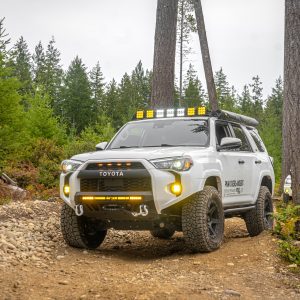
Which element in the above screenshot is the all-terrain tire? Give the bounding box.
[150,227,175,239]
[244,186,274,237]
[61,203,107,249]
[182,186,224,253]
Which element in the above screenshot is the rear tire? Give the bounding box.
[61,203,107,249]
[182,186,224,253]
[244,186,274,237]
[150,227,175,239]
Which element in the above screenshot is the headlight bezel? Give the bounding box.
[150,157,193,172]
[61,160,82,174]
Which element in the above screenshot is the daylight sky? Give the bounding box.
[2,0,284,97]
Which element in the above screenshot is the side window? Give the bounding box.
[248,130,265,152]
[231,124,251,152]
[215,122,231,145]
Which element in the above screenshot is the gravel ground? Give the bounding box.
[0,200,299,300]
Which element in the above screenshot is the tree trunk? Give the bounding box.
[151,0,178,108]
[179,0,184,107]
[193,0,218,112]
[284,0,300,204]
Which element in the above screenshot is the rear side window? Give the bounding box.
[215,122,231,145]
[248,130,265,152]
[231,124,251,152]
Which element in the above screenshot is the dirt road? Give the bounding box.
[0,200,299,300]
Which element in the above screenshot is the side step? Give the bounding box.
[224,205,255,218]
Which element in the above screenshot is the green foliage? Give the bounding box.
[10,36,33,102]
[0,54,25,167]
[274,203,300,265]
[25,91,67,145]
[183,64,206,107]
[63,117,115,158]
[274,204,300,240]
[278,240,300,265]
[62,56,96,133]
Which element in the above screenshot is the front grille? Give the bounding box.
[80,177,152,192]
[85,162,145,170]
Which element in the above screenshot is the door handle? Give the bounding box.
[238,160,245,164]
[255,160,262,164]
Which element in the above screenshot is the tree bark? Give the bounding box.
[151,0,178,108]
[193,0,218,112]
[283,0,300,204]
[179,0,184,107]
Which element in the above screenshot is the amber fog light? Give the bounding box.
[170,182,182,196]
[63,185,70,196]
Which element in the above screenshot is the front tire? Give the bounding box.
[283,193,290,203]
[244,186,274,237]
[61,203,107,249]
[182,186,224,253]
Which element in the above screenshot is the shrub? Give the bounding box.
[274,203,300,265]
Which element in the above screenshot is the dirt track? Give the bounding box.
[0,200,299,300]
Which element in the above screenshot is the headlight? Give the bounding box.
[150,157,193,171]
[61,160,82,174]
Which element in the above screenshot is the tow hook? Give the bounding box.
[75,204,84,216]
[132,205,149,217]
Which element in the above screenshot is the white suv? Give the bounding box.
[60,108,275,252]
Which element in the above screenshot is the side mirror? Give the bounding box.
[218,137,242,151]
[96,142,108,151]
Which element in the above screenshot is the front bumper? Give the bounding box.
[284,186,292,197]
[60,159,205,214]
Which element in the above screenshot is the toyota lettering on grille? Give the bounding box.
[99,171,124,177]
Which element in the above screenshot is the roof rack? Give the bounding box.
[215,110,259,127]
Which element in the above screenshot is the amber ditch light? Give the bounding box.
[63,185,70,196]
[170,182,182,196]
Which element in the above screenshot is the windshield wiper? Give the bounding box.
[111,146,139,149]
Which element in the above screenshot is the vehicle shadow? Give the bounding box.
[88,218,250,261]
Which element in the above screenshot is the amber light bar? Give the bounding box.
[135,107,207,119]
[81,196,143,201]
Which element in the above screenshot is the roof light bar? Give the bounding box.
[134,107,207,120]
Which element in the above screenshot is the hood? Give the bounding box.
[71,147,203,162]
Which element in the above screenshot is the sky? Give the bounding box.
[2,0,284,98]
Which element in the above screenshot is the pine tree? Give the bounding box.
[183,64,206,107]
[0,18,10,55]
[214,68,236,110]
[0,52,25,166]
[32,41,46,87]
[44,37,63,112]
[238,85,253,114]
[250,76,264,112]
[61,56,95,133]
[103,79,120,128]
[10,37,33,105]
[89,61,105,111]
[260,78,283,179]
[131,61,151,109]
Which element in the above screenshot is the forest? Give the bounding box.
[0,17,283,196]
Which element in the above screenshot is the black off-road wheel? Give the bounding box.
[150,227,175,239]
[182,186,224,253]
[244,186,274,237]
[61,203,107,249]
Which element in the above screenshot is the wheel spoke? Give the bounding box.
[208,222,217,238]
[211,218,220,225]
[209,205,216,215]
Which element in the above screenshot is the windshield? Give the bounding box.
[109,119,209,149]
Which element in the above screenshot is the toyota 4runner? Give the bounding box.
[60,108,275,252]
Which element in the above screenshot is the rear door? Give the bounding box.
[215,121,257,206]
